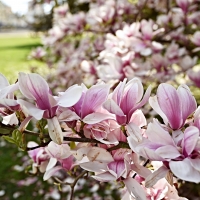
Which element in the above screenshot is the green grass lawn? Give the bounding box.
[0,34,44,83]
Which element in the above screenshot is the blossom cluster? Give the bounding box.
[2,72,200,199]
[30,0,200,90]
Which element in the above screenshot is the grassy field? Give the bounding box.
[0,33,43,83]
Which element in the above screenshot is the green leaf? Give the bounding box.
[2,136,17,144]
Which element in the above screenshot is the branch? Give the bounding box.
[69,170,88,200]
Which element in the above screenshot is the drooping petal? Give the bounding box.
[46,157,57,171]
[43,166,63,181]
[123,177,146,200]
[87,147,114,162]
[92,172,116,182]
[18,99,45,120]
[47,117,63,145]
[145,165,169,188]
[182,126,199,156]
[81,84,110,118]
[157,83,182,129]
[169,158,200,183]
[177,85,197,124]
[57,85,82,107]
[80,161,107,173]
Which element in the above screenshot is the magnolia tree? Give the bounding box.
[30,0,200,91]
[1,72,200,199]
[2,0,200,199]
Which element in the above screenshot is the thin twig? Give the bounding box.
[69,170,88,200]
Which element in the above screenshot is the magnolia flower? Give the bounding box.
[58,82,112,125]
[18,73,82,144]
[43,141,74,180]
[128,119,200,183]
[27,141,50,174]
[103,78,151,125]
[149,83,196,130]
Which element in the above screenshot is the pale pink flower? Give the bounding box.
[103,78,151,125]
[149,83,196,130]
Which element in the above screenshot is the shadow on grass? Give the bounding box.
[0,43,41,50]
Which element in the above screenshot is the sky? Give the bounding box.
[1,0,30,15]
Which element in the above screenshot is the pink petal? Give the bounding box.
[123,177,146,200]
[87,147,114,162]
[127,122,142,142]
[169,158,200,183]
[103,99,125,116]
[18,99,44,120]
[129,110,147,127]
[83,112,115,124]
[182,126,199,156]
[157,83,182,129]
[58,109,80,121]
[155,145,181,160]
[18,73,51,110]
[146,120,174,145]
[81,84,110,118]
[80,161,107,173]
[112,79,126,105]
[177,84,197,123]
[120,80,140,115]
[57,85,82,107]
[149,96,168,125]
[145,165,169,188]
[92,172,116,182]
[128,85,151,121]
[43,166,63,181]
[108,160,125,179]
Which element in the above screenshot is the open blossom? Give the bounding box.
[103,78,151,125]
[79,147,150,199]
[27,142,50,174]
[43,141,74,180]
[57,82,112,125]
[128,119,200,183]
[149,83,196,130]
[18,73,82,144]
